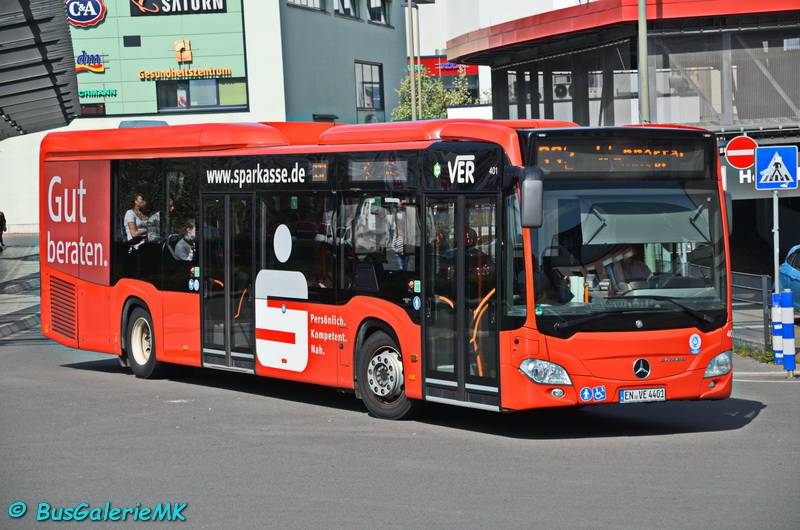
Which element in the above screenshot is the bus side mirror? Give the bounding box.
[520,167,544,228]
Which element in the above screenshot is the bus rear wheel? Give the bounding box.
[358,331,419,420]
[126,307,168,379]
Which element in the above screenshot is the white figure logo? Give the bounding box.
[255,224,309,372]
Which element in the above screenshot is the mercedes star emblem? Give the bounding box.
[633,358,651,379]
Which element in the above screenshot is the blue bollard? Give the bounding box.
[772,293,783,365]
[781,290,795,372]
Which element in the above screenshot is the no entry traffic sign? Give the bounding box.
[726,135,757,169]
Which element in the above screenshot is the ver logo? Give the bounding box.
[447,155,475,184]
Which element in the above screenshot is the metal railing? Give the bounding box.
[731,271,772,352]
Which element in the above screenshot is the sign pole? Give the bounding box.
[773,190,781,293]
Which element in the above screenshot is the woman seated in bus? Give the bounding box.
[123,192,149,244]
[175,218,196,261]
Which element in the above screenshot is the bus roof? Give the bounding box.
[40,119,580,164]
[317,118,577,145]
[40,122,290,159]
[261,121,339,145]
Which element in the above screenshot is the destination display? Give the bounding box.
[349,158,408,182]
[534,136,708,177]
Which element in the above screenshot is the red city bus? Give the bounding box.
[40,119,733,419]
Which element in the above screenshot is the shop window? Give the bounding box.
[80,103,105,116]
[156,78,247,112]
[218,79,247,106]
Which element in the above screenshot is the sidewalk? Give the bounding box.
[0,234,41,338]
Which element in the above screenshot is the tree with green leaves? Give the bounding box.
[391,67,474,121]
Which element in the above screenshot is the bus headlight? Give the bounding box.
[519,359,573,385]
[704,351,733,378]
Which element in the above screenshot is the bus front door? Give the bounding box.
[200,195,256,373]
[423,195,500,411]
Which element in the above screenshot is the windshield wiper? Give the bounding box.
[625,295,717,325]
[553,308,637,331]
[551,296,718,333]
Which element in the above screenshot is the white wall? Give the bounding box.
[447,104,493,120]
[0,132,48,233]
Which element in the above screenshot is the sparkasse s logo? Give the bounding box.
[66,0,107,27]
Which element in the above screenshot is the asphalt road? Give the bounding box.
[1,327,798,529]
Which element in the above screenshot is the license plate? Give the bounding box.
[619,387,666,403]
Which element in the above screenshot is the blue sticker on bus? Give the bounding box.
[580,386,607,402]
[689,334,702,354]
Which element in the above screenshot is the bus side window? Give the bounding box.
[345,196,419,269]
[259,193,335,303]
[340,194,418,297]
[115,160,164,283]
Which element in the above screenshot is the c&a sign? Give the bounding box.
[66,0,107,27]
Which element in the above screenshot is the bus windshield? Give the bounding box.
[531,181,727,336]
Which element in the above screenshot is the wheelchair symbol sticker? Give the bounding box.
[580,385,607,402]
[593,386,607,401]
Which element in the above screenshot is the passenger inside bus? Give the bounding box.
[175,218,196,261]
[123,192,149,244]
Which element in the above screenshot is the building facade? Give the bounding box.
[447,0,800,275]
[280,0,408,124]
[3,0,409,231]
[66,0,407,125]
[66,0,405,123]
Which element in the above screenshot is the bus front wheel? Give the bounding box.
[358,331,419,420]
[126,307,168,379]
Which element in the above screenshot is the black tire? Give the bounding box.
[126,307,169,379]
[358,331,419,420]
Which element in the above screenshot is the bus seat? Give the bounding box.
[352,262,380,292]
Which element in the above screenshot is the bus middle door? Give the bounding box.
[200,194,256,373]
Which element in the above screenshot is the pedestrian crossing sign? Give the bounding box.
[755,146,798,190]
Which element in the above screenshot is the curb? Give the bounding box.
[0,314,40,338]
